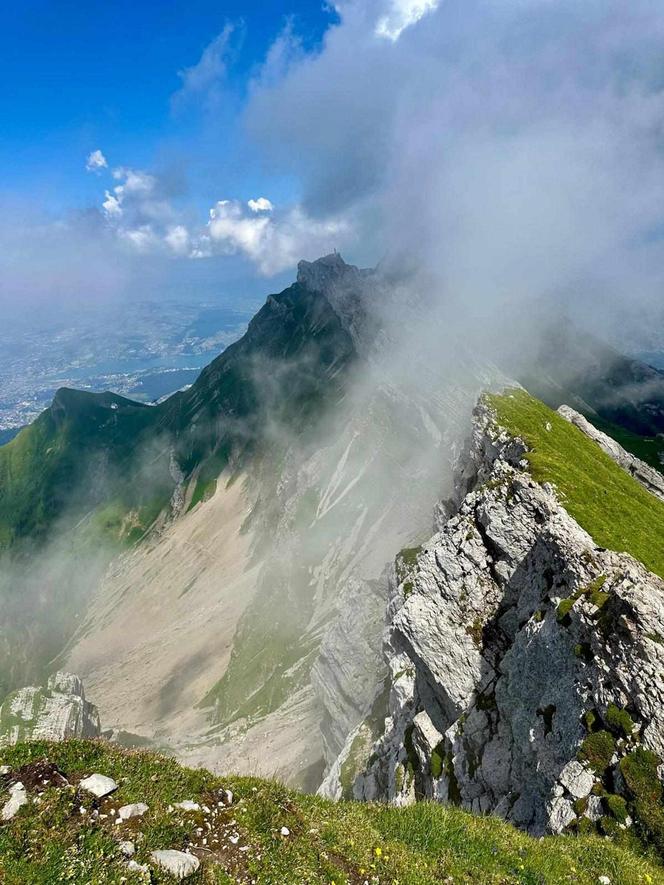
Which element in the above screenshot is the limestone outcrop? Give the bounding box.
[337,397,664,836]
[0,672,100,746]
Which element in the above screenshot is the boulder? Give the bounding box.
[173,800,200,812]
[558,761,594,799]
[117,802,148,821]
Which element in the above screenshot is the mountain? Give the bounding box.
[0,255,359,553]
[513,320,664,471]
[1,253,664,807]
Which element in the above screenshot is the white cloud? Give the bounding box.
[208,200,272,257]
[206,199,348,275]
[164,224,191,256]
[101,167,163,226]
[112,168,156,196]
[247,197,274,213]
[85,149,108,173]
[102,190,122,218]
[375,0,440,40]
[118,225,161,253]
[244,0,664,337]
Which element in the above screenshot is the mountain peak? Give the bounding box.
[296,252,359,294]
[297,253,373,348]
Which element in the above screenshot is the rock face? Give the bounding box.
[346,398,664,834]
[557,404,664,502]
[0,672,100,747]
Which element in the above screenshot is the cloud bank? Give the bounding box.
[242,0,664,340]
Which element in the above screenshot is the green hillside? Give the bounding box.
[0,280,356,554]
[487,389,664,579]
[0,740,661,884]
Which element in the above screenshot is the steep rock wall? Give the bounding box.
[341,398,664,836]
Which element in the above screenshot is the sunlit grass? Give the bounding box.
[487,389,664,579]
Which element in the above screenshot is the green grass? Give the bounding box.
[0,740,662,884]
[578,731,616,774]
[486,389,664,580]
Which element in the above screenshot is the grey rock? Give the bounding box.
[79,774,119,798]
[548,796,577,834]
[412,710,444,772]
[0,672,100,747]
[117,802,148,821]
[354,396,664,833]
[173,800,201,812]
[150,849,200,879]
[558,761,594,799]
[119,840,135,856]
[127,859,149,874]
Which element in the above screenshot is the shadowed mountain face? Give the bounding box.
[0,256,361,706]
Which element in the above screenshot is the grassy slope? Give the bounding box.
[0,740,662,884]
[487,389,664,580]
[0,390,160,550]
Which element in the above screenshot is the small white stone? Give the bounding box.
[173,800,200,812]
[79,774,119,798]
[119,841,135,857]
[280,826,290,837]
[0,766,10,776]
[127,859,149,874]
[150,850,200,879]
[598,877,611,885]
[117,802,148,821]
[1,783,28,821]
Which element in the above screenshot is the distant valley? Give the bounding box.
[0,297,255,437]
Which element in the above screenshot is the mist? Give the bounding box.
[245,0,664,350]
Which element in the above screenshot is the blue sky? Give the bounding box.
[2,0,664,352]
[1,0,335,211]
